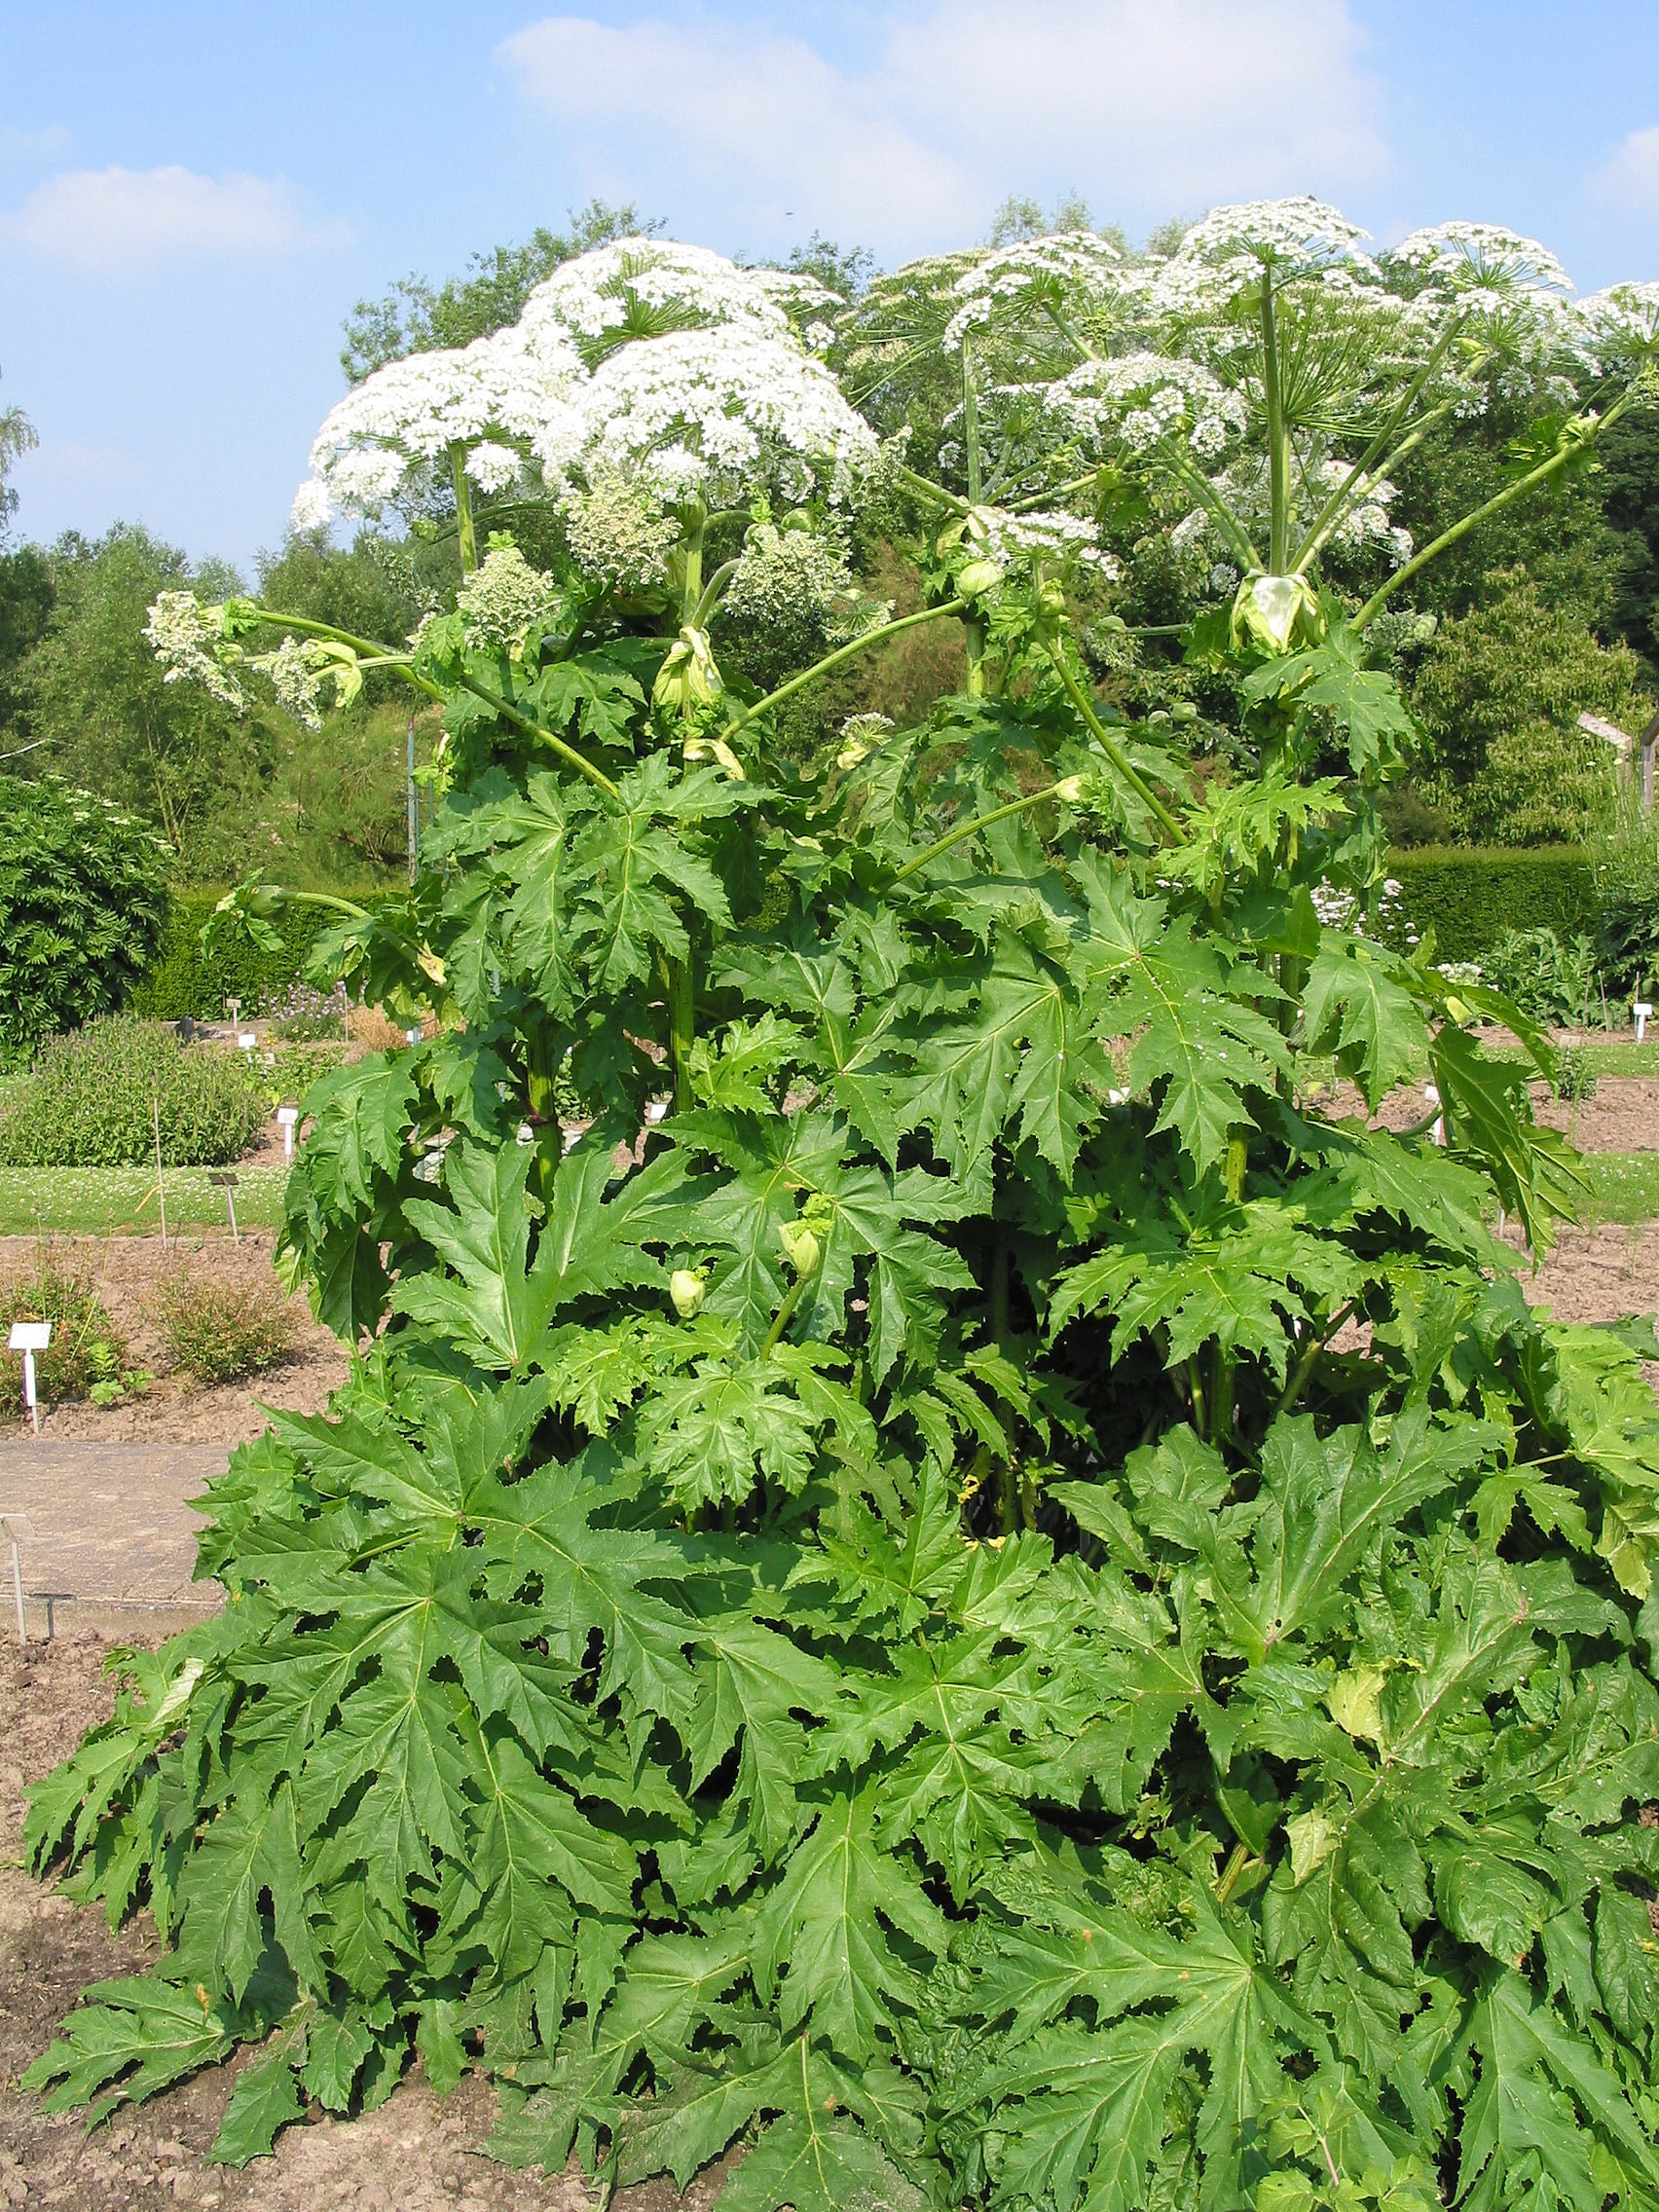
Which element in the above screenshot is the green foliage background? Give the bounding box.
[0,1015,268,1166]
[0,774,169,1058]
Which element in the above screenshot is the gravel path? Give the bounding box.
[0,1441,225,1639]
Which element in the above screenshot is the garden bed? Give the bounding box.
[0,1637,714,2212]
[0,1233,347,1444]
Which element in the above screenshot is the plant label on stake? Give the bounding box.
[0,1512,33,1641]
[207,1172,240,1243]
[1635,1001,1652,1045]
[238,1031,257,1061]
[276,1105,299,1159]
[223,998,240,1028]
[9,1322,51,1437]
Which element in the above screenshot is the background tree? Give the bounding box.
[340,199,660,381]
[17,526,276,868]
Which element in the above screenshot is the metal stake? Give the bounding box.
[1,1516,35,1642]
[208,1172,240,1243]
[153,1094,167,1251]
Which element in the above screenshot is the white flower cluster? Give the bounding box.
[247,637,328,729]
[291,239,878,542]
[1577,281,1659,367]
[1145,199,1380,314]
[941,231,1125,350]
[562,472,680,591]
[1045,354,1247,460]
[293,330,580,530]
[454,543,560,652]
[978,505,1121,580]
[1385,222,1571,299]
[143,591,245,710]
[535,323,878,511]
[1313,874,1418,944]
[516,239,833,351]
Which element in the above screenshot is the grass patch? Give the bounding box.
[1575,1152,1659,1226]
[1485,1038,1659,1079]
[0,1164,288,1236]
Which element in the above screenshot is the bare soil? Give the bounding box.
[0,1234,348,1447]
[0,1637,716,2210]
[1513,1219,1659,1331]
[1314,1073,1659,1154]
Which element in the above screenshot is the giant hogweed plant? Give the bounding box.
[26,213,1659,2210]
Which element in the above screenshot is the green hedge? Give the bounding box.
[129,888,391,1019]
[1383,846,1602,961]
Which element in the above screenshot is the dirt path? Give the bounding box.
[0,1638,714,2211]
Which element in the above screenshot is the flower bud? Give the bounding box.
[1231,571,1320,654]
[651,625,723,714]
[1052,774,1086,803]
[670,1268,707,1319]
[778,1222,821,1277]
[956,558,1005,601]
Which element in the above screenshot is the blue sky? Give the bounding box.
[4,0,1658,571]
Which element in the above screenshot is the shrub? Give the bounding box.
[1412,569,1651,782]
[0,775,169,1059]
[1431,715,1623,845]
[152,1274,297,1385]
[0,1017,267,1167]
[1480,925,1604,1028]
[0,1254,129,1412]
[1382,843,1601,959]
[130,892,337,1020]
[1595,796,1659,995]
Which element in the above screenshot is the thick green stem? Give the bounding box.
[1041,299,1102,364]
[658,951,695,1112]
[1042,644,1189,845]
[1259,267,1290,573]
[679,505,707,628]
[1354,392,1639,627]
[723,599,971,739]
[453,672,621,803]
[449,446,479,574]
[1161,444,1264,573]
[1274,1300,1358,1417]
[1293,400,1460,575]
[525,1028,563,1206]
[280,889,374,922]
[239,606,447,704]
[891,780,1072,883]
[1289,318,1469,571]
[760,1261,819,1358]
[1214,1842,1254,1905]
[690,558,741,631]
[963,343,986,695]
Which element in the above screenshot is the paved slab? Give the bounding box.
[0,1440,227,1640]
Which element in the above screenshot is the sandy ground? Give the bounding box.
[0,1636,724,2211]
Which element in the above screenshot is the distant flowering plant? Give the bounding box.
[844,198,1659,649]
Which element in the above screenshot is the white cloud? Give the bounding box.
[498,1,1386,256]
[2,166,351,270]
[1591,125,1659,212]
[0,125,72,164]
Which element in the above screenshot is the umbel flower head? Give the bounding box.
[291,327,584,531]
[288,238,880,563]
